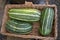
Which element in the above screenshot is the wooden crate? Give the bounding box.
[0,2,58,40]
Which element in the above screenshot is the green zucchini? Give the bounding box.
[6,19,32,34]
[39,8,54,35]
[8,9,41,21]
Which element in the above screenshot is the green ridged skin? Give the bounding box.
[8,9,41,21]
[6,19,32,34]
[39,8,54,36]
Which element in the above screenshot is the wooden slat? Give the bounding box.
[7,36,31,40]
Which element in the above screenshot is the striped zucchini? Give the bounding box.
[6,19,32,34]
[39,8,54,35]
[8,9,41,21]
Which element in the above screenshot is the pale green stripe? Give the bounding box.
[45,8,50,34]
[9,12,40,17]
[42,8,48,34]
[7,23,32,30]
[10,9,39,13]
[9,16,39,21]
